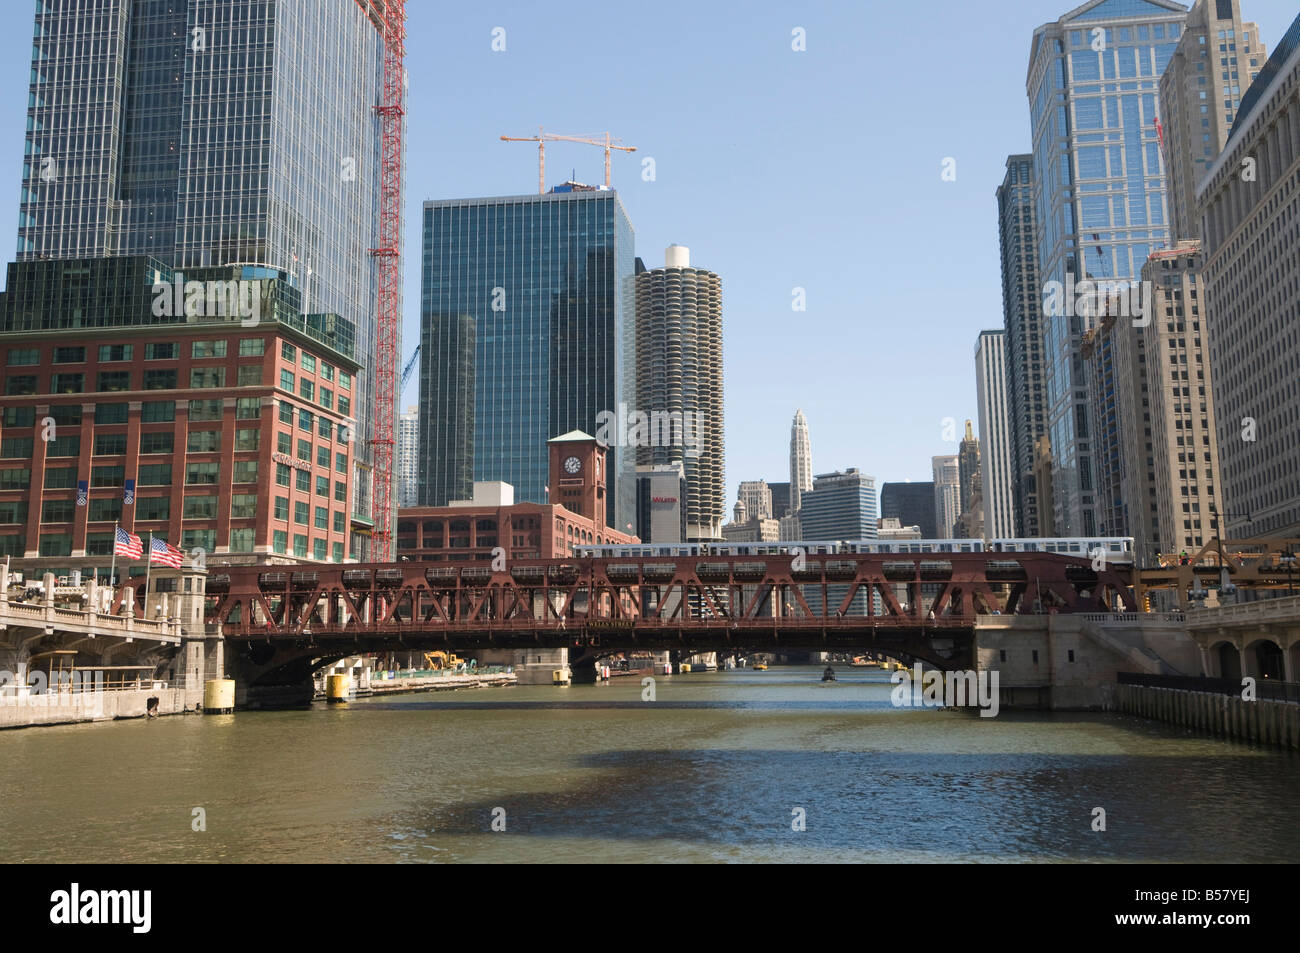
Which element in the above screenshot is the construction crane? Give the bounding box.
[500,128,636,194]
[400,344,421,390]
[368,0,406,561]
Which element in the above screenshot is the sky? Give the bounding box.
[0,0,1295,501]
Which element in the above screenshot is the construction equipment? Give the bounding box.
[400,343,420,391]
[368,0,406,561]
[500,127,636,194]
[423,650,465,671]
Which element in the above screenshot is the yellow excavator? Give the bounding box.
[423,651,466,672]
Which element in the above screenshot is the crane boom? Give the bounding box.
[400,344,421,390]
[500,128,636,193]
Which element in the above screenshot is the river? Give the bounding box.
[2,666,1297,863]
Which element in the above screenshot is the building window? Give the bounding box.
[238,338,266,357]
[85,532,115,556]
[42,500,77,523]
[301,353,316,373]
[313,538,327,560]
[336,452,347,474]
[293,534,308,557]
[191,340,227,359]
[97,371,131,392]
[49,405,81,426]
[235,428,260,451]
[94,433,128,456]
[52,346,86,364]
[0,468,31,490]
[2,407,34,427]
[294,501,309,525]
[39,533,72,557]
[334,480,347,502]
[277,432,292,455]
[183,496,218,520]
[337,396,350,416]
[94,403,128,425]
[142,400,175,422]
[0,534,24,556]
[6,348,38,365]
[229,528,255,553]
[297,439,312,462]
[136,496,169,521]
[187,430,221,453]
[237,365,263,386]
[47,435,80,457]
[280,369,295,392]
[145,343,177,360]
[182,529,216,553]
[188,399,223,421]
[232,460,258,484]
[281,342,296,362]
[91,465,124,487]
[144,369,178,389]
[1,437,34,459]
[52,373,84,393]
[316,446,330,468]
[185,462,219,485]
[316,474,329,497]
[0,500,28,523]
[139,432,174,455]
[278,401,295,424]
[98,344,133,362]
[236,397,261,419]
[299,379,314,401]
[332,541,344,562]
[296,470,310,492]
[273,530,288,554]
[333,511,344,533]
[137,464,172,486]
[5,375,37,395]
[315,506,328,530]
[190,368,226,389]
[317,415,332,438]
[339,370,351,390]
[276,463,291,487]
[321,363,334,382]
[298,408,313,432]
[274,496,289,520]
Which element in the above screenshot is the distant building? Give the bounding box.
[720,516,780,543]
[789,410,813,513]
[417,312,475,506]
[880,482,937,539]
[635,464,687,544]
[635,245,725,540]
[800,469,878,540]
[932,456,960,538]
[975,330,1016,538]
[956,421,982,538]
[398,406,419,509]
[768,482,792,519]
[737,480,773,521]
[877,518,921,540]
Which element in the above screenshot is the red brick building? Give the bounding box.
[396,431,637,560]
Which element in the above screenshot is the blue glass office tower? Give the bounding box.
[1027,0,1186,536]
[17,0,385,525]
[421,188,637,529]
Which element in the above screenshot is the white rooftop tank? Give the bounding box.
[664,244,690,268]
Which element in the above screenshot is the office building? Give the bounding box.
[421,186,636,530]
[769,482,792,519]
[635,245,725,540]
[933,455,960,538]
[877,517,922,540]
[635,464,687,544]
[1198,11,1300,537]
[956,420,982,538]
[880,481,937,539]
[789,410,813,513]
[397,406,418,509]
[737,480,773,521]
[0,257,360,569]
[16,0,388,538]
[799,469,878,540]
[975,330,1016,538]
[997,155,1046,537]
[417,313,475,506]
[1160,0,1267,242]
[1027,0,1187,535]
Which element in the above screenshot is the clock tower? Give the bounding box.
[548,430,606,527]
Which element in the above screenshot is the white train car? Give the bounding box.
[988,537,1135,564]
[841,539,986,555]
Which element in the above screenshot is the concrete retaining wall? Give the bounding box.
[1113,684,1300,749]
[0,686,203,730]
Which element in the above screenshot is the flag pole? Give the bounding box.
[144,534,153,620]
[109,521,118,593]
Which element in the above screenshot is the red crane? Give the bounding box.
[369,0,406,560]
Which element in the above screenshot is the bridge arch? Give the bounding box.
[1208,640,1241,680]
[1243,637,1285,681]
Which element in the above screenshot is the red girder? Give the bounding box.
[204,553,1135,640]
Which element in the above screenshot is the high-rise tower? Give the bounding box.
[975,330,1016,539]
[789,410,813,513]
[634,245,725,540]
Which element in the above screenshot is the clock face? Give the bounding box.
[564,455,582,475]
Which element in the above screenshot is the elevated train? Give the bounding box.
[574,536,1136,564]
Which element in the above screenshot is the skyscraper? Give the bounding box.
[17,0,387,522]
[933,455,960,539]
[635,245,725,540]
[975,330,1016,539]
[737,480,773,521]
[421,186,636,529]
[957,421,981,523]
[789,409,813,513]
[397,406,419,509]
[1027,0,1187,536]
[417,313,475,506]
[880,482,937,539]
[799,470,878,540]
[997,154,1046,537]
[1199,11,1300,538]
[1160,0,1267,243]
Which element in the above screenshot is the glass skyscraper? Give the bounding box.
[1027,0,1186,536]
[18,0,385,522]
[420,187,636,529]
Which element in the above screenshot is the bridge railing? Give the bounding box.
[1117,672,1300,704]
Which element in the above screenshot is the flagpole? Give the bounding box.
[144,535,153,620]
[109,521,118,592]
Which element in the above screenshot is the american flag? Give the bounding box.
[149,536,184,568]
[114,527,143,559]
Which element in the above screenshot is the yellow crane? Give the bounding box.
[500,127,636,194]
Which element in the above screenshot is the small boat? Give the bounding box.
[753,662,768,671]
[821,666,837,682]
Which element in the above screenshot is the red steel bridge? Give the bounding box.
[205,552,1134,701]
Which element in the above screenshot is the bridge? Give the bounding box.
[205,551,1136,703]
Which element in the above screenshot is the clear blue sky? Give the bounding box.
[0,0,1294,498]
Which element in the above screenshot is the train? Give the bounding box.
[573,536,1136,564]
